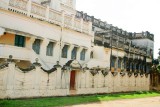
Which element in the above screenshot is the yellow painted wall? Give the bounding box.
[117,68,121,72]
[0,33,15,45]
[111,68,115,72]
[0,33,30,47]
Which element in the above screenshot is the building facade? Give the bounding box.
[76,11,154,73]
[0,0,153,98]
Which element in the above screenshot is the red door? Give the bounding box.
[70,71,76,90]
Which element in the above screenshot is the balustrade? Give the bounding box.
[2,0,92,35]
[74,19,81,31]
[49,9,62,24]
[64,15,72,28]
[82,22,89,34]
[9,0,28,11]
[31,2,46,17]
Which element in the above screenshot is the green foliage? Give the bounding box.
[157,65,160,73]
[0,91,160,107]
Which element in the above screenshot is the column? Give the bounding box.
[26,37,35,49]
[27,0,31,17]
[88,21,92,35]
[68,45,74,60]
[40,39,49,57]
[80,18,83,32]
[6,60,16,98]
[56,66,62,89]
[1,0,10,9]
[45,5,49,21]
[61,10,65,27]
[71,14,75,29]
[77,47,83,61]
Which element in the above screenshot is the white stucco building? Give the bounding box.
[0,0,152,98]
[0,0,94,69]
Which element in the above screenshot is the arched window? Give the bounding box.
[46,42,54,56]
[32,39,41,54]
[80,49,86,61]
[62,45,68,58]
[71,47,77,59]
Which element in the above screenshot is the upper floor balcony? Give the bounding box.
[0,0,92,35]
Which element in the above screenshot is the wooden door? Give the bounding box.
[70,71,76,90]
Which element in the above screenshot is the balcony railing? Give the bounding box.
[1,0,92,35]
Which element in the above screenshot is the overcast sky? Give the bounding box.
[76,0,159,58]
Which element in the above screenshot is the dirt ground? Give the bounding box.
[67,96,160,107]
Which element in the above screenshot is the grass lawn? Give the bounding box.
[0,91,160,107]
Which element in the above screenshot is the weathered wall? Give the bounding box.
[0,62,150,99]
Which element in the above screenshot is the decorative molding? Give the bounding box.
[41,67,57,74]
[128,72,132,77]
[101,70,108,77]
[16,65,35,73]
[120,71,125,77]
[0,62,9,70]
[111,72,118,76]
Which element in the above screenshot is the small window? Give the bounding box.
[80,49,86,61]
[15,35,25,47]
[118,59,121,68]
[71,47,77,59]
[32,39,41,54]
[62,45,68,58]
[46,42,54,56]
[111,59,115,67]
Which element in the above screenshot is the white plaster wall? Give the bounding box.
[132,39,154,50]
[0,10,92,68]
[0,63,150,99]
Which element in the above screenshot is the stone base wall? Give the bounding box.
[0,62,150,99]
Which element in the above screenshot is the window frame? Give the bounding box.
[80,49,86,61]
[46,42,54,56]
[61,45,69,58]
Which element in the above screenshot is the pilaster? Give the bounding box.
[45,5,49,21]
[56,67,62,89]
[6,61,16,98]
[80,18,83,32]
[68,45,74,60]
[27,0,31,17]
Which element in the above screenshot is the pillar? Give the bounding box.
[27,0,31,17]
[56,66,62,89]
[45,5,49,21]
[80,18,83,32]
[6,60,16,98]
